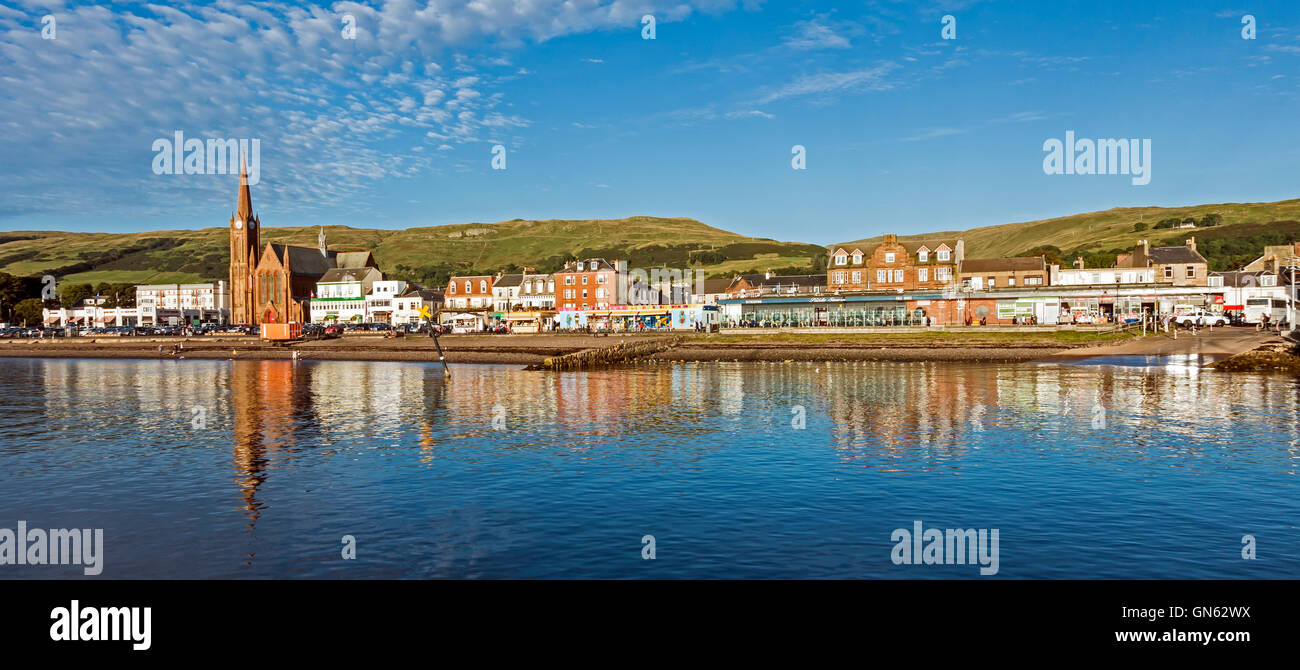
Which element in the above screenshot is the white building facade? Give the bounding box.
[310,277,367,324]
[366,280,407,323]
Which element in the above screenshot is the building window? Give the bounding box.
[576,262,584,271]
[833,271,846,284]
[464,281,471,292]
[852,253,862,264]
[480,280,487,293]
[596,275,605,284]
[893,269,904,282]
[1164,267,1173,279]
[1026,277,1043,286]
[936,267,952,281]
[1008,277,1016,286]
[918,251,928,263]
[1185,266,1195,279]
[988,279,995,288]
[918,268,928,282]
[885,252,895,264]
[851,271,861,284]
[835,254,847,266]
[937,250,951,261]
[582,276,588,285]
[877,270,887,283]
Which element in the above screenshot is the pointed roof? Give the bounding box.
[236,154,253,223]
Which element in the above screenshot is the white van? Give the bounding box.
[1243,298,1289,325]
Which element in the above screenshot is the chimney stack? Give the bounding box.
[765,269,772,280]
[1186,236,1196,252]
[1074,256,1085,269]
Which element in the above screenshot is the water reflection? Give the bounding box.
[2,357,1297,578]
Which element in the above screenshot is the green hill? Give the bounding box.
[5,198,1298,291]
[0,217,826,287]
[832,198,1300,271]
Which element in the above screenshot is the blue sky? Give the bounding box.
[1,0,1298,245]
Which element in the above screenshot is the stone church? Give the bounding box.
[229,160,377,325]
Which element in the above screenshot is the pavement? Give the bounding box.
[1042,326,1281,362]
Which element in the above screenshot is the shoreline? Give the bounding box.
[0,329,1285,367]
[0,331,1142,365]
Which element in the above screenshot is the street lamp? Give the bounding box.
[1288,255,1298,329]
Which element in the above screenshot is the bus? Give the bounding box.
[1243,298,1290,325]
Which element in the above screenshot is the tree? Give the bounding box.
[1133,222,1148,232]
[60,283,93,308]
[1199,213,1222,227]
[1022,245,1064,266]
[13,298,43,326]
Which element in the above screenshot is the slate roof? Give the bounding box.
[318,267,380,284]
[1212,271,1275,287]
[1147,246,1207,264]
[494,273,524,288]
[697,278,733,294]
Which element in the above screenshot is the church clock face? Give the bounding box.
[234,219,244,230]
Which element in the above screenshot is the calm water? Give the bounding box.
[1,357,1297,579]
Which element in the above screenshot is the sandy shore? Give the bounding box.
[0,331,1120,365]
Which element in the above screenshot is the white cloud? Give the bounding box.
[0,0,741,221]
[783,17,861,50]
[756,62,900,104]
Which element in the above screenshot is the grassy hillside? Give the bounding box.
[0,217,826,286]
[832,198,1300,271]
[6,198,1298,290]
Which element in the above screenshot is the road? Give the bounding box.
[1043,326,1280,362]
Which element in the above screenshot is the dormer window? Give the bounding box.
[834,252,847,266]
[852,253,862,265]
[937,250,950,262]
[918,251,928,263]
[885,252,896,264]
[576,262,584,271]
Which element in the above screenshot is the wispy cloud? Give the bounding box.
[899,127,968,142]
[756,62,900,104]
[0,1,740,220]
[782,16,862,50]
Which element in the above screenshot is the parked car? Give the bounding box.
[1174,309,1228,328]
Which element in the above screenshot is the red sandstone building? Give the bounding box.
[228,160,376,325]
[828,234,964,293]
[554,258,625,311]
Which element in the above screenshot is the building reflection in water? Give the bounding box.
[216,358,1299,537]
[229,361,308,536]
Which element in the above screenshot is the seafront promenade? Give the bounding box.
[0,327,1283,366]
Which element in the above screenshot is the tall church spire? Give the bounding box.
[236,153,253,223]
